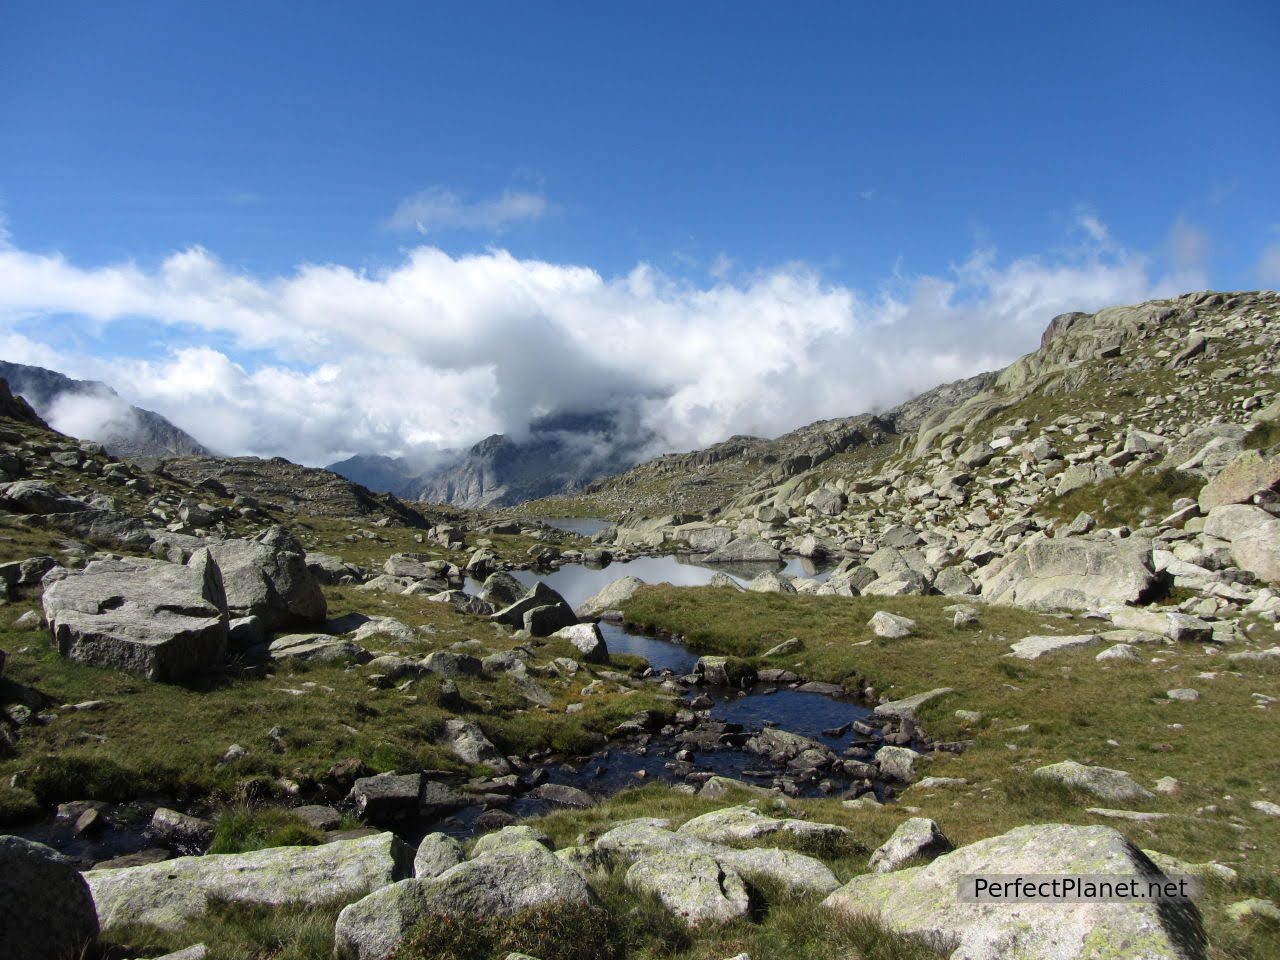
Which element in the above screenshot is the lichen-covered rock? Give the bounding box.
[41,551,228,681]
[1198,450,1280,512]
[704,537,782,563]
[86,831,411,931]
[1007,634,1103,660]
[333,840,593,960]
[413,833,464,879]
[626,852,750,927]
[875,745,923,783]
[593,819,838,895]
[696,654,757,687]
[677,804,850,845]
[267,633,368,664]
[1033,760,1154,803]
[868,817,953,872]
[0,835,100,960]
[873,687,953,721]
[471,825,553,857]
[824,823,1206,960]
[869,611,915,638]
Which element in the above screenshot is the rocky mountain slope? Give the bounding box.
[0,361,210,458]
[0,290,1277,960]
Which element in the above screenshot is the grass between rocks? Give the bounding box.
[613,584,1280,959]
[1039,468,1204,529]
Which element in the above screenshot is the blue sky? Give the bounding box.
[0,2,1277,464]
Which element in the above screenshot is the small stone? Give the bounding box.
[869,611,915,639]
[1166,688,1199,702]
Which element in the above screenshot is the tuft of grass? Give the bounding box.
[392,901,623,960]
[208,805,326,855]
[1040,468,1203,528]
[100,897,344,960]
[1243,419,1280,454]
[0,782,41,824]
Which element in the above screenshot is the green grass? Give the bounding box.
[612,583,1280,960]
[1243,420,1280,454]
[99,898,345,960]
[0,584,672,813]
[1040,468,1204,528]
[208,805,326,854]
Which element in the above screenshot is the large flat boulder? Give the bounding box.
[823,823,1206,960]
[1033,760,1154,803]
[41,551,228,681]
[980,536,1158,610]
[86,831,411,932]
[206,526,326,630]
[0,836,99,960]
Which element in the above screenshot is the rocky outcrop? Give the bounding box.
[86,831,411,931]
[824,823,1205,960]
[206,526,326,630]
[0,836,100,960]
[41,551,229,681]
[490,581,577,636]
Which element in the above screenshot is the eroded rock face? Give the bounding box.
[824,823,1206,960]
[704,536,782,563]
[86,831,411,932]
[981,536,1159,610]
[206,526,326,631]
[41,551,228,681]
[0,836,100,960]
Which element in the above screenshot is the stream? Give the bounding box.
[18,531,907,861]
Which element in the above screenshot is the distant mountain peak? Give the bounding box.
[0,360,210,458]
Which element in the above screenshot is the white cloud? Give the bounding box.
[1257,242,1280,287]
[1168,218,1210,276]
[0,217,1195,467]
[386,187,549,234]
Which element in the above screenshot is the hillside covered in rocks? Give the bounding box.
[0,290,1277,960]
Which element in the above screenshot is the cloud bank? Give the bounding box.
[0,216,1205,467]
